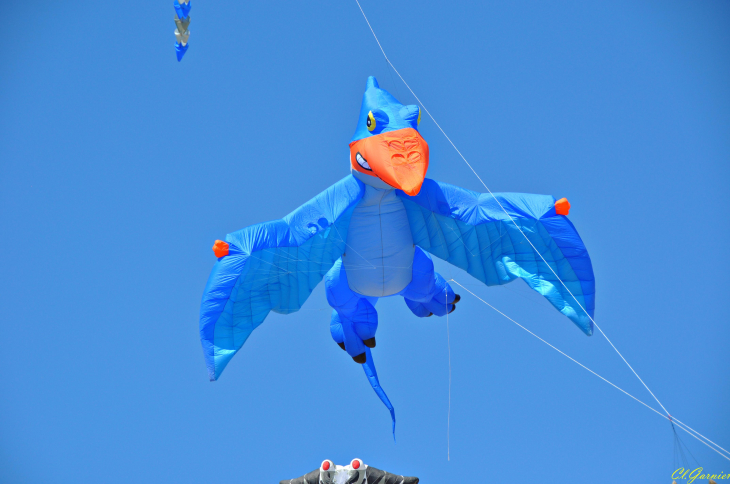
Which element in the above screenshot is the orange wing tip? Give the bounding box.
[555,197,571,216]
[212,240,229,258]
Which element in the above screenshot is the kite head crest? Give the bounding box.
[349,76,428,196]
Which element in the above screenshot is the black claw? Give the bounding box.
[452,294,461,304]
[426,312,433,317]
[363,337,376,348]
[352,353,367,364]
[449,304,456,314]
[337,342,346,351]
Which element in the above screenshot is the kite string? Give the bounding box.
[352,0,674,422]
[352,0,666,415]
[672,417,730,458]
[450,280,730,462]
[446,286,451,461]
[353,0,729,459]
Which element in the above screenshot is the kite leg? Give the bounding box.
[401,247,458,317]
[325,259,395,433]
[325,259,378,363]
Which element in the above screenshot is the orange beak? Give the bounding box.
[349,128,429,196]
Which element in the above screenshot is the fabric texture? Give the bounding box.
[199,175,365,381]
[350,77,420,143]
[326,246,457,436]
[342,185,415,297]
[398,178,595,335]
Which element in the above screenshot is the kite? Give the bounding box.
[199,76,596,435]
[173,0,191,61]
[281,459,419,484]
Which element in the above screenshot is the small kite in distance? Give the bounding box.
[174,0,191,61]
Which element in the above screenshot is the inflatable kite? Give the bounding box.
[200,76,596,434]
[280,459,419,484]
[173,0,191,61]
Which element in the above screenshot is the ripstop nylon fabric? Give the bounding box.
[200,175,595,383]
[200,176,365,381]
[398,178,595,335]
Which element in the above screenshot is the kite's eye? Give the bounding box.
[367,111,376,132]
[366,109,389,133]
[351,458,362,470]
[321,460,333,471]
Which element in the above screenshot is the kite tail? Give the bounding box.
[362,348,396,441]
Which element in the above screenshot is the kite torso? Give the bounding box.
[343,184,414,297]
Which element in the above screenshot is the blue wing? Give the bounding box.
[398,179,595,335]
[200,175,366,380]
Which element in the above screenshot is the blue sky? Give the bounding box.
[1,1,728,482]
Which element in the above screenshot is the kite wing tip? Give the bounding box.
[555,197,571,216]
